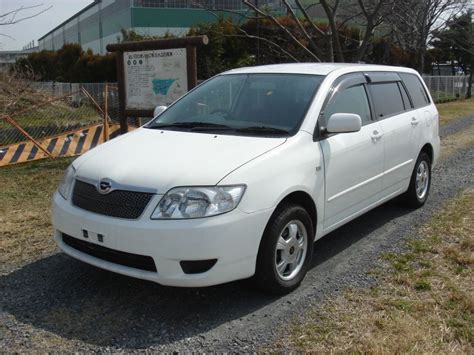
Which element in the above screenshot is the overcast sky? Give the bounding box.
[0,0,93,51]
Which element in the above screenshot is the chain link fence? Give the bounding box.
[421,75,469,103]
[31,82,121,123]
[1,92,102,146]
[0,80,124,167]
[31,82,151,127]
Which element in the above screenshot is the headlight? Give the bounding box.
[151,185,246,219]
[58,164,76,200]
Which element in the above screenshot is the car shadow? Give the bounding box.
[1,199,412,349]
[312,198,412,267]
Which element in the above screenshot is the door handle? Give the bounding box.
[411,117,419,126]
[371,130,383,141]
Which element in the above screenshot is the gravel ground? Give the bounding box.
[1,116,473,352]
[439,113,473,138]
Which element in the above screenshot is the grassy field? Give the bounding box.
[0,102,101,135]
[438,97,474,125]
[0,158,73,272]
[284,189,473,352]
[7,103,102,128]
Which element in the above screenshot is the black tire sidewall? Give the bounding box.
[407,152,432,207]
[255,204,314,294]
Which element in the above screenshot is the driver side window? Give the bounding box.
[324,85,372,126]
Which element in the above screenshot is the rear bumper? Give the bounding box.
[52,191,273,287]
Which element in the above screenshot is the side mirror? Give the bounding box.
[326,113,362,134]
[153,105,167,117]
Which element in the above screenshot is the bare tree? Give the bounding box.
[315,0,394,62]
[242,0,323,61]
[388,0,468,72]
[195,0,392,63]
[0,4,52,42]
[190,1,304,62]
[0,67,42,116]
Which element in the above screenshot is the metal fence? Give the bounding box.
[422,75,469,103]
[0,82,124,167]
[30,82,122,124]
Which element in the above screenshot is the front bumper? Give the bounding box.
[52,191,273,287]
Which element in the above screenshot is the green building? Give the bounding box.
[38,0,286,54]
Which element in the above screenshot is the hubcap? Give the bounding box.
[275,220,308,281]
[415,160,430,200]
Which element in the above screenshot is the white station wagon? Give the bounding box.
[53,63,440,294]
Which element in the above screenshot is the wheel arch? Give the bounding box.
[420,143,434,164]
[273,190,318,234]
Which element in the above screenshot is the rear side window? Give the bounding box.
[399,73,430,108]
[324,84,372,125]
[368,82,405,119]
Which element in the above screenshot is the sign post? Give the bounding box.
[106,36,209,133]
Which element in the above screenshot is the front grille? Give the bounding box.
[62,234,157,272]
[72,179,153,219]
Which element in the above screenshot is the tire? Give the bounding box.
[402,151,431,208]
[253,203,314,295]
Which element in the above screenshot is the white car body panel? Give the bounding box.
[379,110,419,195]
[52,191,272,286]
[73,127,286,192]
[319,122,385,229]
[52,63,441,287]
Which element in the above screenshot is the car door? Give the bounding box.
[318,73,385,230]
[366,73,421,195]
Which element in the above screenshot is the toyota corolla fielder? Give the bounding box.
[53,63,440,294]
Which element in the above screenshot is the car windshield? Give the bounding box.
[146,73,324,136]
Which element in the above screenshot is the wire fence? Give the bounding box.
[0,82,124,167]
[30,82,121,122]
[421,75,470,103]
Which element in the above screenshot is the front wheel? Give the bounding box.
[402,151,431,208]
[253,204,314,295]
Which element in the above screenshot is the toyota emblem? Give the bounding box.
[97,178,113,194]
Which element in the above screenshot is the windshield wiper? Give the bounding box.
[148,122,233,131]
[148,122,290,136]
[236,126,290,135]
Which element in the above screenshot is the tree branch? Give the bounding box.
[192,2,300,62]
[242,0,321,62]
[294,0,327,36]
[0,4,52,26]
[281,0,320,53]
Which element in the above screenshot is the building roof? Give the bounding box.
[38,1,97,41]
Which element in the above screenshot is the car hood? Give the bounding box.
[73,128,286,193]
